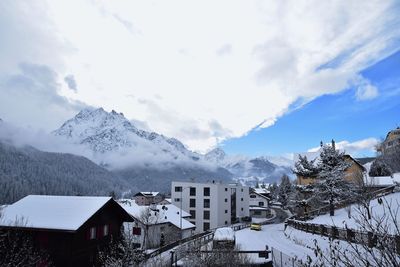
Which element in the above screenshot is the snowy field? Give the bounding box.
[235,223,318,263]
[307,192,400,233]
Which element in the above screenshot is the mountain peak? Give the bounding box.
[205,147,226,163]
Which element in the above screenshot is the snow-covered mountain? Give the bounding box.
[204,148,293,184]
[53,108,200,161]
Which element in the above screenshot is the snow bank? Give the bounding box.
[214,227,235,241]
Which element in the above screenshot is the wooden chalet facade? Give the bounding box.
[0,195,133,266]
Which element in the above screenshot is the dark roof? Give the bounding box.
[355,157,376,165]
[344,155,366,171]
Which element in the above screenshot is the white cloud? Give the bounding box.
[0,0,399,152]
[307,137,379,156]
[354,76,379,100]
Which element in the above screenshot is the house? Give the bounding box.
[378,127,400,155]
[249,189,272,218]
[171,181,249,233]
[0,195,133,267]
[133,192,164,206]
[295,141,366,186]
[118,199,195,249]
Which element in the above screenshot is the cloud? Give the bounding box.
[1,0,400,152]
[64,74,77,92]
[0,63,88,130]
[307,137,379,157]
[216,44,232,56]
[354,76,379,100]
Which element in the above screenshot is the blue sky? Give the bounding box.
[222,50,400,157]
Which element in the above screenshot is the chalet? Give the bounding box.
[378,127,400,155]
[249,188,272,218]
[119,199,195,249]
[0,195,133,267]
[295,141,366,186]
[133,191,164,206]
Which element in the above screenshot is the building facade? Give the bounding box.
[171,181,249,233]
[378,127,400,155]
[133,192,164,206]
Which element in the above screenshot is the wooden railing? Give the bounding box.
[286,219,400,254]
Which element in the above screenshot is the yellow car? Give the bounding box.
[250,223,262,231]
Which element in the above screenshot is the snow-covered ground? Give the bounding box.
[307,192,400,233]
[235,223,316,263]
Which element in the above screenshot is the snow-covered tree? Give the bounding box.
[293,155,319,178]
[369,157,392,177]
[313,145,352,216]
[277,174,294,208]
[268,182,279,200]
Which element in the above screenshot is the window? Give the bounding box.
[225,221,228,225]
[190,198,196,208]
[174,198,180,202]
[254,210,261,215]
[250,194,256,198]
[241,198,243,201]
[190,210,196,219]
[224,198,228,202]
[175,186,182,192]
[203,222,210,231]
[225,210,228,214]
[259,202,264,207]
[204,187,210,196]
[241,188,243,192]
[190,187,196,196]
[204,210,210,220]
[132,227,141,235]
[89,227,96,240]
[103,225,109,236]
[225,188,228,192]
[204,199,210,208]
[241,208,243,211]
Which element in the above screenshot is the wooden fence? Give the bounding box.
[286,219,400,254]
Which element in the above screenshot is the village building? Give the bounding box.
[295,141,366,186]
[133,191,164,206]
[0,195,133,267]
[171,181,250,233]
[378,127,400,155]
[118,199,195,249]
[249,188,272,218]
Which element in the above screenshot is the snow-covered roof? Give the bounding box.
[214,227,235,241]
[119,199,194,230]
[0,195,114,231]
[249,206,269,210]
[253,188,270,195]
[136,192,160,197]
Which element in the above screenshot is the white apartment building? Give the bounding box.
[171,181,250,233]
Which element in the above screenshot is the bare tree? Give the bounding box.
[0,213,50,266]
[98,228,145,267]
[302,196,400,266]
[139,206,162,249]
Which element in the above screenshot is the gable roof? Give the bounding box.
[134,192,160,197]
[0,195,132,232]
[119,199,194,230]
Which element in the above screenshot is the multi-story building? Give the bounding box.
[171,181,249,233]
[133,191,164,206]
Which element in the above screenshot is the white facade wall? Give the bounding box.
[171,181,249,233]
[249,193,269,208]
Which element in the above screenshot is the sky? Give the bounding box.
[0,0,399,158]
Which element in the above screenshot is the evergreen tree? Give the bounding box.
[369,157,392,177]
[277,174,293,208]
[293,155,319,178]
[314,145,352,216]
